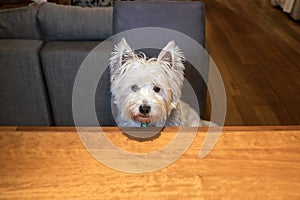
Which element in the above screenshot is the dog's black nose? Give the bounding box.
[139,104,151,115]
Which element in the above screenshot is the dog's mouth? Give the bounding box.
[135,115,151,124]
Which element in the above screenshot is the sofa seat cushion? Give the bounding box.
[0,39,52,126]
[37,3,113,41]
[0,5,41,39]
[40,40,115,126]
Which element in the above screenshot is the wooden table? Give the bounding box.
[0,126,300,199]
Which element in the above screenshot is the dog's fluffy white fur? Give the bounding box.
[110,38,211,127]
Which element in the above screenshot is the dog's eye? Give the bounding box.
[153,86,161,93]
[131,85,139,92]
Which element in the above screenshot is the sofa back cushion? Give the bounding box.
[0,6,41,39]
[37,3,113,41]
[113,1,205,46]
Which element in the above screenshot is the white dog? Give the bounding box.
[110,38,213,127]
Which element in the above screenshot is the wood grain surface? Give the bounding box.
[0,126,299,199]
[203,0,300,125]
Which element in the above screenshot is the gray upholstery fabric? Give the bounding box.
[0,39,52,126]
[113,1,207,117]
[0,6,41,39]
[37,3,113,41]
[40,40,115,126]
[113,1,205,46]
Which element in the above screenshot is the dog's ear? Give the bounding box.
[110,38,135,83]
[157,41,185,72]
[110,38,135,71]
[158,41,185,106]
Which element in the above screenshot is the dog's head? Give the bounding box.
[109,38,185,126]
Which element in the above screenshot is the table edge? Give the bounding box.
[1,126,300,132]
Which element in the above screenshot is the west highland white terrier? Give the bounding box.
[110,38,213,127]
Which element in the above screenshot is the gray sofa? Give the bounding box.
[0,3,114,126]
[0,1,207,126]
